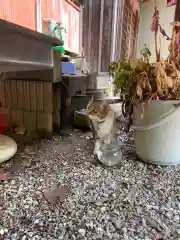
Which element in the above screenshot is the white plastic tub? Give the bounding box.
[133,101,180,165]
[0,134,17,164]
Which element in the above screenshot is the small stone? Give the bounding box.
[103,193,109,198]
[28,232,34,237]
[78,229,86,237]
[120,182,129,189]
[97,227,104,236]
[10,180,16,185]
[113,220,121,230]
[112,193,116,198]
[34,219,40,224]
[144,183,154,190]
[11,233,18,239]
[174,215,180,221]
[87,210,94,216]
[32,236,40,240]
[0,229,4,235]
[166,212,172,219]
[95,201,102,206]
[86,182,94,190]
[86,221,94,229]
[33,200,39,206]
[123,234,129,240]
[39,222,44,226]
[136,207,142,215]
[101,207,106,212]
[122,228,127,234]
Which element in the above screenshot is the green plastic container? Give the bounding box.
[52,45,64,54]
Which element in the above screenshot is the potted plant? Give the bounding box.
[109,2,180,165]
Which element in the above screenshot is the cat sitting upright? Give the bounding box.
[87,95,123,166]
[86,95,116,144]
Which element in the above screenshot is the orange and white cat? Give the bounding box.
[87,96,116,144]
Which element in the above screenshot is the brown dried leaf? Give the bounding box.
[155,61,174,90]
[166,76,173,88]
[159,24,171,40]
[146,80,152,93]
[43,185,70,204]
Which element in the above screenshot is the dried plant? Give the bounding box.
[168,21,180,69]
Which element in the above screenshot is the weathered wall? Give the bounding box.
[137,0,175,61]
[59,0,80,53]
[42,0,60,23]
[0,0,36,30]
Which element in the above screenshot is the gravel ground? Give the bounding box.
[1,129,180,240]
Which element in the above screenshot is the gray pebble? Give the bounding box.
[22,235,27,240]
[1,130,179,240]
[28,232,34,237]
[78,229,86,237]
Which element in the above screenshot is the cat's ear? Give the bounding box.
[91,94,95,102]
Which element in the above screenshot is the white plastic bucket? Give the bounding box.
[0,134,17,164]
[133,101,180,165]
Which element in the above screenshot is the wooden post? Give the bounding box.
[175,0,180,22]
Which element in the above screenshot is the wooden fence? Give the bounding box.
[82,0,140,72]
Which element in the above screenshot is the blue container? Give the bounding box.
[61,62,76,75]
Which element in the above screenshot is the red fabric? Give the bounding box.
[0,112,7,133]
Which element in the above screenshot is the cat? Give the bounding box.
[86,95,116,144]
